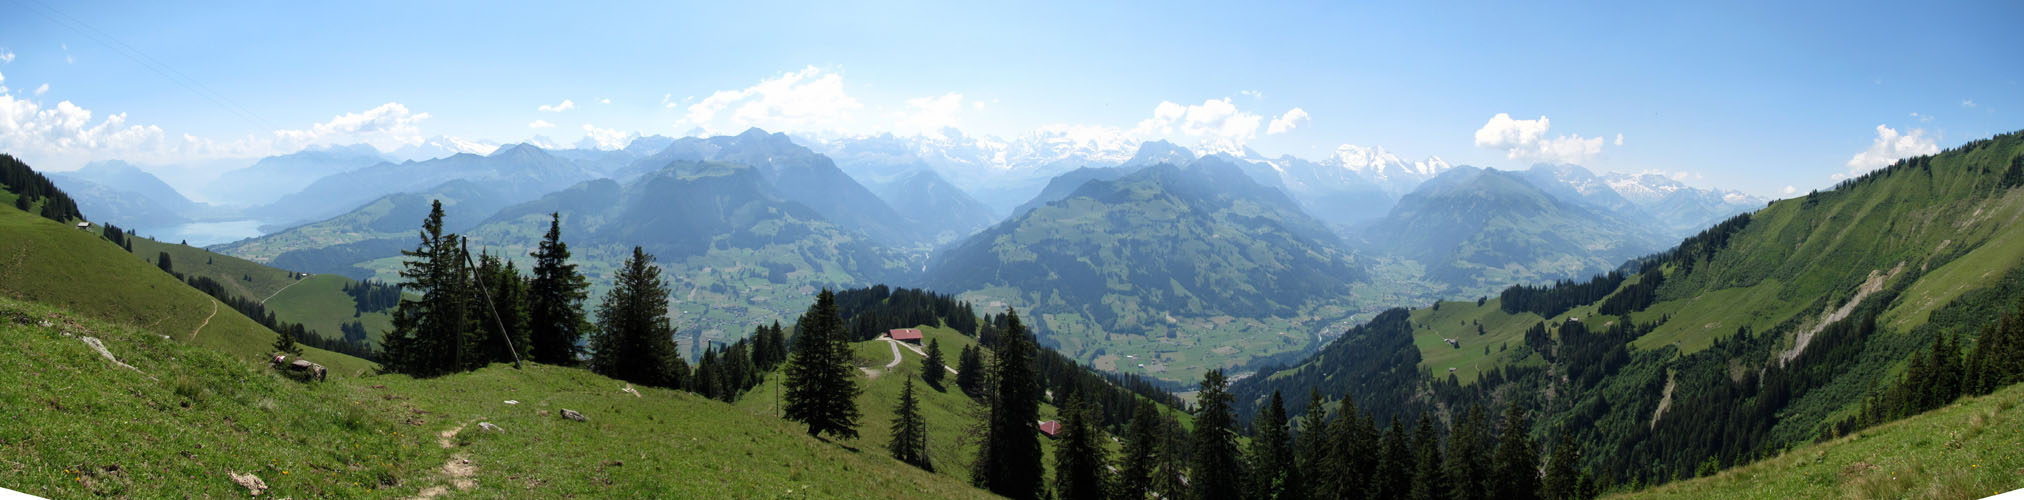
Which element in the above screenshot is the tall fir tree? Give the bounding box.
[1371,418,1413,500]
[1295,389,1331,500]
[888,376,933,471]
[1541,431,1581,500]
[526,212,590,366]
[1447,404,1493,500]
[1052,394,1109,500]
[922,338,946,388]
[1328,395,1378,500]
[694,348,722,398]
[272,326,302,356]
[975,309,1043,499]
[1191,369,1246,500]
[784,289,862,439]
[383,200,475,377]
[588,246,688,389]
[1490,403,1541,500]
[1118,398,1163,500]
[1248,390,1299,500]
[473,252,531,365]
[954,344,985,395]
[1410,413,1449,500]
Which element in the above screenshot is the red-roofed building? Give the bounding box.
[1038,420,1062,438]
[888,328,923,344]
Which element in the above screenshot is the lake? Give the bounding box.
[148,220,267,247]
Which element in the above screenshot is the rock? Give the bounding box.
[477,422,504,433]
[561,409,587,422]
[229,471,268,495]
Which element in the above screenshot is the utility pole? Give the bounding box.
[464,239,523,370]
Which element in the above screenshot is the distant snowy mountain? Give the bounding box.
[386,135,500,162]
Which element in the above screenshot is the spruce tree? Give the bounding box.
[1118,399,1162,500]
[526,212,590,365]
[888,376,933,471]
[1490,403,1541,500]
[473,252,531,365]
[1328,395,1378,500]
[1410,413,1449,500]
[1447,404,1492,500]
[1372,419,1413,500]
[383,201,473,377]
[955,344,985,395]
[1052,394,1108,500]
[272,326,302,356]
[922,338,946,388]
[1295,389,1331,500]
[976,309,1043,499]
[156,251,173,273]
[695,348,722,398]
[1248,390,1298,500]
[1541,432,1580,500]
[588,247,687,389]
[784,289,861,439]
[1190,369,1245,500]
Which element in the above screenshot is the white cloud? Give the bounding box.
[537,99,575,112]
[1133,98,1263,154]
[0,87,170,166]
[272,102,430,151]
[528,119,554,129]
[1267,107,1308,135]
[33,83,47,96]
[1910,112,1933,123]
[891,92,965,139]
[1962,99,1977,108]
[1239,90,1263,99]
[681,65,862,135]
[1840,124,1937,178]
[1473,113,1605,165]
[1614,133,1624,146]
[1782,185,1798,195]
[578,123,632,150]
[662,93,675,109]
[0,49,13,64]
[598,98,611,105]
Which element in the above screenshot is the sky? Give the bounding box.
[0,0,2019,196]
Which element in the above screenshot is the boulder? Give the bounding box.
[561,408,587,422]
[228,471,267,495]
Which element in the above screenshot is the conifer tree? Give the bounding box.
[955,344,985,395]
[784,289,861,439]
[695,348,722,398]
[1541,432,1581,500]
[888,376,933,471]
[156,251,173,273]
[383,201,474,377]
[1118,398,1163,500]
[1248,390,1298,500]
[588,246,687,389]
[1447,404,1492,500]
[1490,403,1541,500]
[272,326,302,356]
[473,252,531,365]
[1053,394,1108,500]
[1191,369,1245,500]
[1153,412,1191,499]
[527,212,590,365]
[976,309,1043,499]
[1372,419,1413,500]
[1328,395,1378,500]
[1295,389,1331,500]
[922,338,946,388]
[1410,413,1449,500]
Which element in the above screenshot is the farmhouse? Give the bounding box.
[887,328,924,344]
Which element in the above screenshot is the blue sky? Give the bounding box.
[0,0,2017,196]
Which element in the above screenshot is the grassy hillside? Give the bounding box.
[0,296,988,498]
[0,205,374,376]
[1613,382,2024,500]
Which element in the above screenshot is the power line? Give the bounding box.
[12,0,277,131]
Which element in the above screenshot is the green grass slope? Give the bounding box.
[0,206,374,376]
[0,295,987,498]
[1613,382,2024,500]
[262,273,395,346]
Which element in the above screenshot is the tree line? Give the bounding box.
[1,154,83,223]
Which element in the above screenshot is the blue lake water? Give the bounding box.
[148,220,267,247]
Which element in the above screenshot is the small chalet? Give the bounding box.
[1038,420,1062,438]
[888,328,924,344]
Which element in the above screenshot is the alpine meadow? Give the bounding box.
[2,2,2022,499]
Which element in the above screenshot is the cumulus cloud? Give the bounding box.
[598,98,611,105]
[1473,113,1606,165]
[1962,99,1977,108]
[1614,133,1624,146]
[0,49,13,64]
[1783,185,1798,195]
[681,65,862,135]
[1839,124,1937,178]
[34,83,47,96]
[272,102,430,151]
[537,99,575,112]
[891,92,965,139]
[0,87,170,166]
[577,123,633,150]
[1239,90,1263,99]
[1134,98,1263,154]
[528,119,554,129]
[1267,107,1308,135]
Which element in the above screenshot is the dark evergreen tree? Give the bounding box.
[382,201,476,377]
[1328,395,1378,500]
[1371,419,1412,500]
[1447,404,1492,500]
[1295,389,1331,500]
[588,246,688,389]
[1190,369,1245,500]
[272,324,302,356]
[1410,413,1449,500]
[1118,398,1162,500]
[889,376,933,471]
[1541,432,1580,500]
[473,252,531,365]
[156,251,173,274]
[1248,390,1298,500]
[526,212,590,365]
[694,347,722,398]
[1490,403,1540,500]
[955,344,985,395]
[1053,394,1108,500]
[784,289,861,439]
[976,309,1043,499]
[922,338,946,388]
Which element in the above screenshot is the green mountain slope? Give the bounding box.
[870,169,1000,245]
[926,156,1366,383]
[1357,166,1665,295]
[0,296,985,498]
[215,179,510,278]
[1232,130,2024,489]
